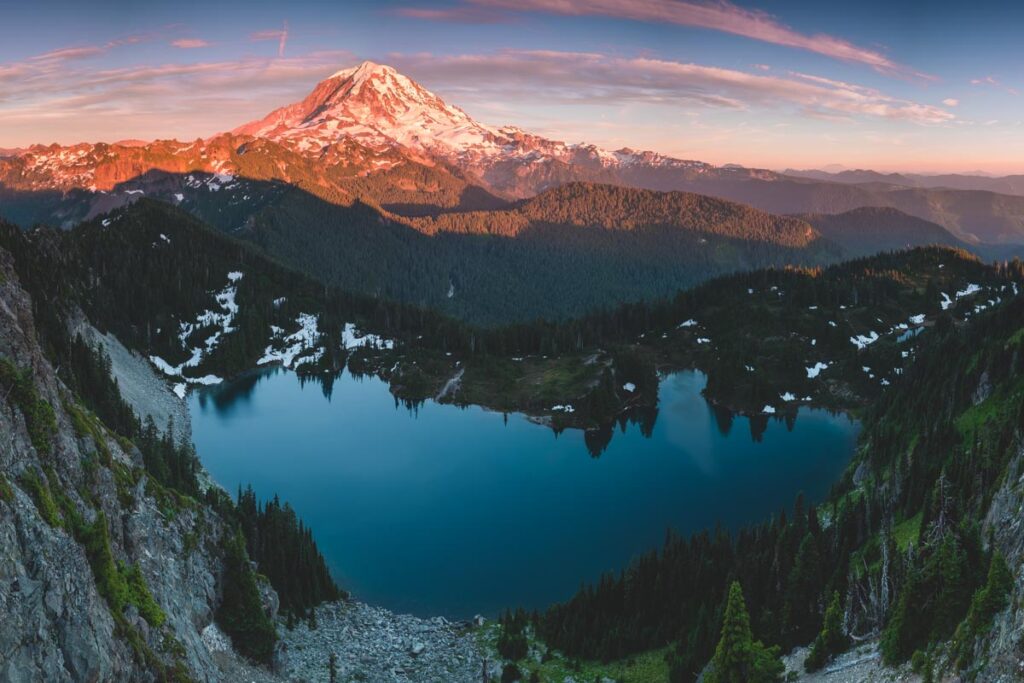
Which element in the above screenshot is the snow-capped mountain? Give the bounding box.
[231,61,715,196]
[234,62,502,162]
[0,60,729,214]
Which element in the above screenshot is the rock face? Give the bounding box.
[0,247,265,682]
[975,442,1024,681]
[0,248,133,681]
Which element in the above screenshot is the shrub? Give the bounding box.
[19,469,62,528]
[216,530,277,665]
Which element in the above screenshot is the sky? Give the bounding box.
[2,0,1023,174]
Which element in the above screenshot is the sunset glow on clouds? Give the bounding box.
[1,0,1022,173]
[410,0,927,78]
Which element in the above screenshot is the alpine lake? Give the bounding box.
[190,367,858,619]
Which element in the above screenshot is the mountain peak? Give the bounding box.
[233,60,498,158]
[328,60,396,81]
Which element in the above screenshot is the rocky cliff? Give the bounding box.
[0,246,273,682]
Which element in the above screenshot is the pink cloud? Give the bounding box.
[171,39,210,49]
[389,50,954,124]
[401,0,928,79]
[393,6,511,23]
[970,75,1019,96]
[29,46,108,62]
[0,45,356,145]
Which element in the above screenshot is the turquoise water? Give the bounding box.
[189,368,858,618]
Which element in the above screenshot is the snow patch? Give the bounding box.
[806,362,829,379]
[258,313,323,368]
[342,322,394,350]
[956,283,982,299]
[850,331,880,349]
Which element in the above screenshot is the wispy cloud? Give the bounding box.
[942,98,959,107]
[390,50,954,124]
[399,0,928,78]
[29,46,108,62]
[394,5,511,23]
[26,34,148,65]
[171,38,210,49]
[251,21,289,58]
[0,44,355,145]
[970,75,1018,95]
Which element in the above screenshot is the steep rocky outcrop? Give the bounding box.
[0,247,270,682]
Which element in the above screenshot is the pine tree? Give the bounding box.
[705,582,784,683]
[328,652,338,683]
[805,592,848,671]
[216,531,277,665]
[783,533,823,645]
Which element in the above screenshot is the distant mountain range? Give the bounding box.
[0,61,1021,323]
[785,167,1024,196]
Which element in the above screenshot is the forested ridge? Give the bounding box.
[417,182,824,247]
[799,207,967,258]
[239,182,844,325]
[9,174,998,326]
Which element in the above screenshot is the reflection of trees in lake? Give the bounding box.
[199,367,278,415]
[748,414,768,442]
[711,404,734,437]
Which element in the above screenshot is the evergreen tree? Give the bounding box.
[328,652,338,683]
[705,582,784,683]
[804,592,848,672]
[216,531,277,665]
[783,533,823,646]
